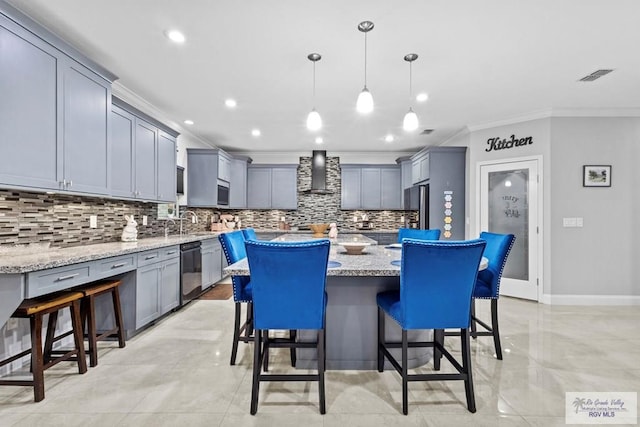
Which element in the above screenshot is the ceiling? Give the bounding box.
[6,0,640,153]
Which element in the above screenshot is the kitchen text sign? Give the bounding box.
[486,134,533,152]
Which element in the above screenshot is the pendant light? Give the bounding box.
[306,53,322,131]
[356,21,374,114]
[402,53,419,131]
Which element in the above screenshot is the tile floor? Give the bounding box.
[0,296,638,426]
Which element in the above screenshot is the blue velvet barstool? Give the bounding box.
[397,228,441,243]
[469,232,515,360]
[242,228,257,241]
[377,238,486,415]
[245,239,330,415]
[219,230,254,365]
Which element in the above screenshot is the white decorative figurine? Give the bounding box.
[328,222,338,239]
[121,215,138,242]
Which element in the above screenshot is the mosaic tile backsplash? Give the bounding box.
[0,156,404,248]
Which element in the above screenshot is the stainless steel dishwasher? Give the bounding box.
[180,241,202,306]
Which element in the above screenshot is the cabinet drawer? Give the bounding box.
[160,246,180,261]
[96,254,136,277]
[26,263,92,298]
[137,249,162,267]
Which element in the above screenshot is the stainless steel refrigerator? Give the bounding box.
[404,184,429,229]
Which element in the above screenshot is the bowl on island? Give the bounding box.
[309,223,329,237]
[340,241,372,255]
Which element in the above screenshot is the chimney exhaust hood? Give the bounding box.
[305,150,333,194]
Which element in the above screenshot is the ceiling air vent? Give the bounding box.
[579,69,613,82]
[420,129,434,135]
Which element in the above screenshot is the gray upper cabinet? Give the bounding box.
[397,157,413,208]
[134,119,157,200]
[157,131,177,202]
[110,106,135,198]
[247,165,297,210]
[218,153,231,183]
[112,98,178,202]
[0,23,59,190]
[62,62,110,195]
[229,156,250,209]
[411,153,431,185]
[341,165,402,210]
[0,7,117,197]
[187,148,231,207]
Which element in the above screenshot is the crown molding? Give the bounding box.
[468,109,553,131]
[111,82,215,148]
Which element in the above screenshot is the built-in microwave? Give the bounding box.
[217,182,229,206]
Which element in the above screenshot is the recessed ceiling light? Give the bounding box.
[416,93,429,102]
[183,119,194,125]
[165,30,185,43]
[251,129,261,137]
[384,134,394,143]
[225,99,237,108]
[315,137,323,144]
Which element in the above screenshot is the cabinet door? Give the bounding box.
[110,106,135,198]
[0,25,60,190]
[136,263,160,329]
[411,160,421,185]
[201,246,215,287]
[229,158,247,208]
[62,62,110,195]
[380,168,402,209]
[157,131,176,202]
[160,257,180,314]
[361,168,381,210]
[420,154,430,181]
[134,119,157,199]
[341,168,361,210]
[271,167,297,209]
[218,155,231,182]
[247,168,272,209]
[211,243,222,284]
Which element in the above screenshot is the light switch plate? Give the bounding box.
[576,217,583,227]
[89,215,97,228]
[563,217,577,227]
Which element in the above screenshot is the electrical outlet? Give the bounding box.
[353,216,358,222]
[89,215,97,228]
[192,216,196,223]
[142,215,148,226]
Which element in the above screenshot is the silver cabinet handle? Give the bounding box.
[166,250,177,255]
[111,262,127,268]
[56,273,79,281]
[145,255,157,260]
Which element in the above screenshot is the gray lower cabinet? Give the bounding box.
[247,165,298,209]
[201,239,222,289]
[135,246,180,329]
[341,165,402,210]
[0,15,112,195]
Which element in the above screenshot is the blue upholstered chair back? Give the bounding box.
[219,230,252,302]
[399,239,486,329]
[474,232,516,299]
[397,228,441,243]
[242,228,257,241]
[245,239,330,330]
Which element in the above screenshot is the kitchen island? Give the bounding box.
[226,234,421,370]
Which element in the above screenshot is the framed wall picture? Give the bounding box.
[583,165,611,187]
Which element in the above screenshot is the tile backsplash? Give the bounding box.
[0,156,404,248]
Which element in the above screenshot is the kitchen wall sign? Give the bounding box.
[485,134,533,152]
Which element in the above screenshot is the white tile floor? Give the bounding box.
[0,296,638,426]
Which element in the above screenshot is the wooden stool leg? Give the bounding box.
[85,296,98,367]
[30,314,45,402]
[70,300,87,374]
[111,287,126,348]
[43,311,59,365]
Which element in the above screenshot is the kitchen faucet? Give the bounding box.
[164,219,177,238]
[179,210,198,237]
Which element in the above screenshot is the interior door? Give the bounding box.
[478,158,541,301]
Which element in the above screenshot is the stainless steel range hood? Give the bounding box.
[306,150,333,194]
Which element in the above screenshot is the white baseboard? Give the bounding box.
[541,294,640,305]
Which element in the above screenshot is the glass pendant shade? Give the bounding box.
[356,87,374,114]
[403,108,419,131]
[306,108,322,131]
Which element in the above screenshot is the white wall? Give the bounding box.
[549,117,640,299]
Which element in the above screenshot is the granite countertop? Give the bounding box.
[0,233,221,274]
[225,237,403,277]
[252,228,400,234]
